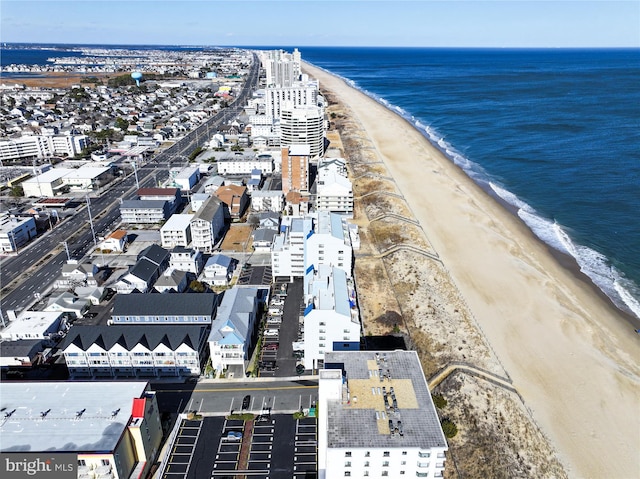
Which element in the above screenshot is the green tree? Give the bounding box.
[189,280,206,293]
[432,394,447,409]
[441,418,458,438]
[114,117,129,131]
[10,185,23,197]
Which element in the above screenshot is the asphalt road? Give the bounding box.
[153,378,318,416]
[0,53,261,315]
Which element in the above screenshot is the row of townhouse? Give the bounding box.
[58,286,265,379]
[61,325,208,378]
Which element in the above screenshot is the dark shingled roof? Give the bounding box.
[112,293,217,317]
[59,325,207,352]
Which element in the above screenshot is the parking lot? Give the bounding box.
[258,279,305,378]
[161,414,317,479]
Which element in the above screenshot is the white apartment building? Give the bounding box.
[169,165,200,191]
[190,195,225,253]
[265,80,319,119]
[169,246,203,274]
[22,166,112,197]
[302,265,361,370]
[251,190,284,212]
[271,216,313,280]
[0,214,36,253]
[0,133,88,162]
[0,310,65,341]
[316,158,354,217]
[160,213,194,248]
[306,211,355,276]
[280,104,325,159]
[217,153,274,175]
[262,48,302,87]
[318,351,448,479]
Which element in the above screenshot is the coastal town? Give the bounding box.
[0,47,454,479]
[1,44,638,479]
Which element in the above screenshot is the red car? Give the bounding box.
[264,343,279,350]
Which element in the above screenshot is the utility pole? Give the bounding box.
[61,241,71,261]
[132,161,140,190]
[85,195,97,247]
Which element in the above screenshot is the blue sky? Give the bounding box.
[1,1,638,48]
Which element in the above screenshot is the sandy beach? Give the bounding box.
[303,62,640,478]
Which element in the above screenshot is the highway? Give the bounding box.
[0,52,261,314]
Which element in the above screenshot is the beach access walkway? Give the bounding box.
[428,361,516,393]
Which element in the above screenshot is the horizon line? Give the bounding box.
[2,42,639,50]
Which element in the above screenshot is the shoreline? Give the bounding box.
[303,61,640,477]
[310,62,640,325]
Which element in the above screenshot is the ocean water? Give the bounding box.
[3,44,639,319]
[299,47,640,319]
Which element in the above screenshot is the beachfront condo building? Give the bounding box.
[281,144,311,194]
[272,215,313,279]
[302,264,361,370]
[318,350,448,479]
[305,211,355,277]
[280,105,325,159]
[265,80,320,119]
[315,157,354,217]
[262,48,302,87]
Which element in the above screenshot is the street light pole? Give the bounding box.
[85,195,98,247]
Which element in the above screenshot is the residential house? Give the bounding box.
[153,269,189,293]
[55,260,100,288]
[115,244,170,294]
[203,253,235,285]
[215,184,249,220]
[100,229,128,252]
[207,287,260,376]
[252,228,278,253]
[44,291,90,318]
[169,246,204,274]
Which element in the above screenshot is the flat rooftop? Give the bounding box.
[0,381,149,453]
[323,350,447,450]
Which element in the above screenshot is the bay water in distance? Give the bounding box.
[300,47,640,320]
[3,44,640,320]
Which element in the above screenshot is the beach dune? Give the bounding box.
[303,62,640,478]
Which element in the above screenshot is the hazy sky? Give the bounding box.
[1,0,638,48]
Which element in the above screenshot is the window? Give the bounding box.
[345,461,351,467]
[382,472,388,477]
[383,452,390,457]
[101,459,110,466]
[402,451,407,455]
[419,452,431,458]
[364,461,370,467]
[344,473,351,477]
[365,451,370,457]
[78,460,86,466]
[383,461,389,467]
[401,461,406,465]
[345,452,351,457]
[400,472,405,475]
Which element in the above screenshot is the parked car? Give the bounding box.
[267,317,282,324]
[225,431,243,441]
[242,395,251,410]
[264,329,279,337]
[264,343,279,350]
